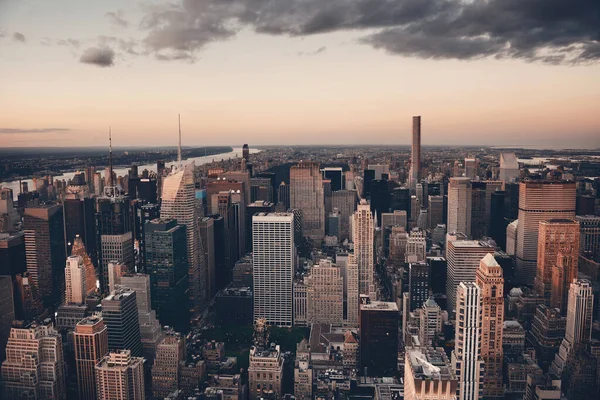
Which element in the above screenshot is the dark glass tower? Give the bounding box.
[101,287,142,357]
[359,297,399,377]
[145,218,189,332]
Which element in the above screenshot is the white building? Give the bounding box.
[95,350,145,400]
[253,213,294,327]
[406,230,427,263]
[499,152,519,186]
[65,255,87,304]
[447,178,472,238]
[405,347,458,400]
[506,220,518,256]
[452,282,483,400]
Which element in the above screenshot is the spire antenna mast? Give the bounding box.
[108,126,113,186]
[178,114,182,168]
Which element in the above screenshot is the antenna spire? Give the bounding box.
[178,114,182,168]
[108,126,113,186]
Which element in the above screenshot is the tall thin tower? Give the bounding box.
[160,116,206,314]
[409,116,421,192]
[353,199,374,296]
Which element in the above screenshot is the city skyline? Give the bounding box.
[1,1,599,148]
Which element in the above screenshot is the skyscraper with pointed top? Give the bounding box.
[160,115,206,315]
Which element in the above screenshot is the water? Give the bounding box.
[1,147,260,195]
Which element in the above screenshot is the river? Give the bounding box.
[0,147,261,195]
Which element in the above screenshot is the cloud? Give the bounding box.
[0,128,71,134]
[134,0,599,64]
[105,10,129,28]
[79,46,116,67]
[13,32,25,42]
[298,46,327,56]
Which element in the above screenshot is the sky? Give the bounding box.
[1,0,599,148]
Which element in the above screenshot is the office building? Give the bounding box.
[1,320,66,400]
[277,182,290,210]
[533,219,580,310]
[576,214,600,259]
[353,200,374,296]
[65,255,88,304]
[24,204,66,307]
[322,167,344,191]
[550,279,594,376]
[446,239,496,312]
[71,235,98,297]
[408,262,430,311]
[95,350,145,400]
[332,189,357,241]
[452,282,483,400]
[120,274,163,363]
[216,286,254,325]
[464,158,477,179]
[0,275,14,362]
[526,304,566,370]
[294,340,312,400]
[447,177,472,238]
[404,347,458,400]
[152,331,185,399]
[0,231,26,279]
[248,320,284,400]
[499,152,519,186]
[303,259,344,325]
[199,217,216,300]
[489,190,507,249]
[471,181,487,239]
[359,298,399,377]
[406,230,426,262]
[135,203,160,273]
[253,213,294,327]
[345,253,360,327]
[160,162,206,314]
[419,299,442,346]
[409,116,421,192]
[63,189,97,264]
[101,287,142,357]
[290,161,325,240]
[475,254,504,399]
[74,315,109,400]
[428,195,444,230]
[515,180,576,285]
[506,219,518,256]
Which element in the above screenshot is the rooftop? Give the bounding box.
[360,301,399,311]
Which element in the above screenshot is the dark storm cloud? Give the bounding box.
[136,0,600,64]
[13,32,25,42]
[105,10,129,28]
[0,128,71,134]
[79,46,115,67]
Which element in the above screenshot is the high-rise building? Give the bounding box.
[65,255,88,304]
[71,235,98,297]
[419,299,442,346]
[475,254,505,399]
[160,162,206,314]
[0,231,26,280]
[277,182,290,210]
[499,153,519,186]
[353,199,374,296]
[550,279,594,376]
[515,180,576,285]
[24,204,66,307]
[576,214,600,259]
[408,262,430,311]
[322,167,344,192]
[0,275,14,363]
[533,219,580,309]
[404,347,458,400]
[249,320,284,400]
[95,350,145,400]
[359,297,399,377]
[152,330,185,399]
[452,282,483,400]
[303,259,344,325]
[470,181,487,239]
[63,190,97,264]
[526,304,566,370]
[290,161,325,240]
[332,189,357,241]
[464,158,477,179]
[446,239,496,312]
[74,315,109,400]
[199,217,216,300]
[101,287,142,357]
[120,274,164,363]
[345,253,360,327]
[447,178,472,238]
[406,230,426,262]
[0,188,19,233]
[252,213,294,326]
[409,116,421,192]
[242,143,250,161]
[428,195,444,230]
[134,203,160,273]
[1,320,66,399]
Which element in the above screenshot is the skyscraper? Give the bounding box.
[253,213,294,326]
[1,320,66,399]
[515,180,576,285]
[452,282,483,400]
[290,161,325,240]
[533,219,580,307]
[277,182,290,210]
[428,195,444,230]
[101,287,142,357]
[332,189,357,241]
[74,315,109,400]
[0,275,14,363]
[408,262,430,311]
[152,330,185,398]
[409,116,421,192]
[446,239,496,312]
[65,255,88,304]
[447,177,472,238]
[359,298,399,377]
[345,253,360,327]
[303,259,344,325]
[475,254,504,399]
[160,162,206,314]
[63,186,97,264]
[576,214,600,259]
[95,350,145,400]
[550,279,594,376]
[71,235,98,297]
[353,199,374,296]
[499,152,519,186]
[199,217,216,300]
